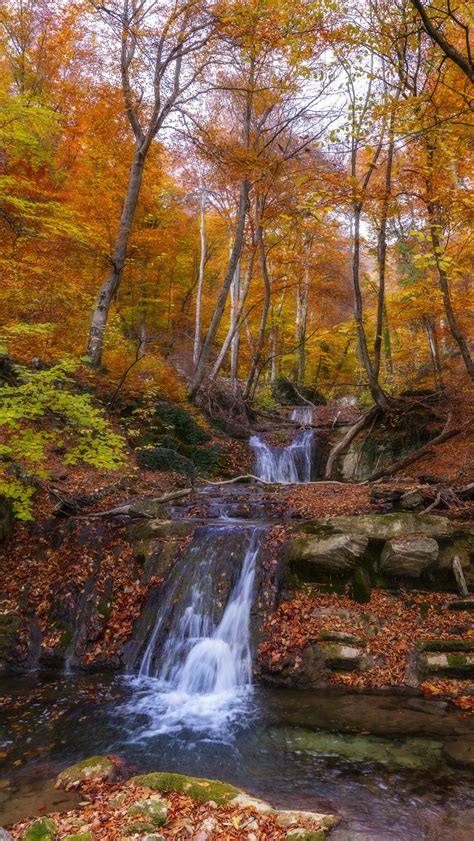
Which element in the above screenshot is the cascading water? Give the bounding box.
[129,525,262,736]
[291,405,313,425]
[250,429,314,483]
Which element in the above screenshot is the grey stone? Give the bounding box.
[379,535,438,577]
[301,513,453,541]
[399,489,425,510]
[443,739,474,769]
[418,650,474,678]
[0,829,13,841]
[320,642,368,672]
[289,534,369,571]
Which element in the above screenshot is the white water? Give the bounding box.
[291,405,313,425]
[250,429,314,483]
[129,526,261,736]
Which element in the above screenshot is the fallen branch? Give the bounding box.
[325,406,380,479]
[365,422,468,483]
[73,488,193,519]
[453,555,469,598]
[203,474,351,487]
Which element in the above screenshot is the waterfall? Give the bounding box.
[249,429,314,483]
[291,405,313,425]
[130,525,262,735]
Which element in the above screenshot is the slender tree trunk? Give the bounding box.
[423,315,443,387]
[230,259,241,388]
[210,249,254,381]
[87,143,146,367]
[188,178,250,397]
[193,186,206,365]
[373,118,395,380]
[243,209,271,400]
[298,264,310,384]
[427,202,473,377]
[352,201,391,410]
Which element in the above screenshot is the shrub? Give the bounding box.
[136,446,195,476]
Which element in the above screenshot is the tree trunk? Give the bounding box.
[230,258,241,388]
[374,120,395,380]
[243,210,271,400]
[352,201,391,410]
[427,202,473,377]
[210,249,254,381]
[193,187,206,365]
[87,144,146,367]
[188,178,250,398]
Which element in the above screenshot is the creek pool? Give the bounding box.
[1,673,474,839]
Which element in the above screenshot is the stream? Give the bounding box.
[2,416,474,838]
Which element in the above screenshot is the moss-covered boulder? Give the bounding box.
[62,834,91,841]
[128,796,169,827]
[300,513,453,541]
[128,772,239,805]
[320,642,368,672]
[417,650,474,678]
[23,817,56,841]
[55,755,118,789]
[285,830,326,841]
[276,809,339,832]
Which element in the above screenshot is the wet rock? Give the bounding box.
[443,739,474,769]
[285,831,325,841]
[379,536,438,577]
[275,809,339,832]
[287,534,369,572]
[128,796,169,826]
[271,726,443,770]
[55,755,118,788]
[417,650,474,678]
[23,817,56,841]
[128,772,239,805]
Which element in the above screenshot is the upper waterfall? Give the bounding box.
[291,405,313,425]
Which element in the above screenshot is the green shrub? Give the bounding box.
[136,446,195,476]
[0,360,125,519]
[186,444,222,475]
[153,401,210,444]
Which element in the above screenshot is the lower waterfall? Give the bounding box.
[129,525,262,736]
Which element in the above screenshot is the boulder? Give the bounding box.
[301,513,452,541]
[23,818,56,841]
[417,650,474,678]
[128,772,239,805]
[443,739,474,769]
[399,489,425,511]
[320,642,369,672]
[287,534,369,572]
[62,834,91,841]
[285,831,325,841]
[128,796,168,827]
[379,536,438,578]
[55,755,118,788]
[275,809,339,832]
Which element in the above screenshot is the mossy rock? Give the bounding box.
[62,834,91,841]
[23,817,56,841]
[55,755,117,788]
[128,796,168,827]
[136,446,195,476]
[418,639,474,653]
[125,822,156,835]
[285,831,326,841]
[128,772,239,804]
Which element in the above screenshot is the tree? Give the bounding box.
[86,0,213,368]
